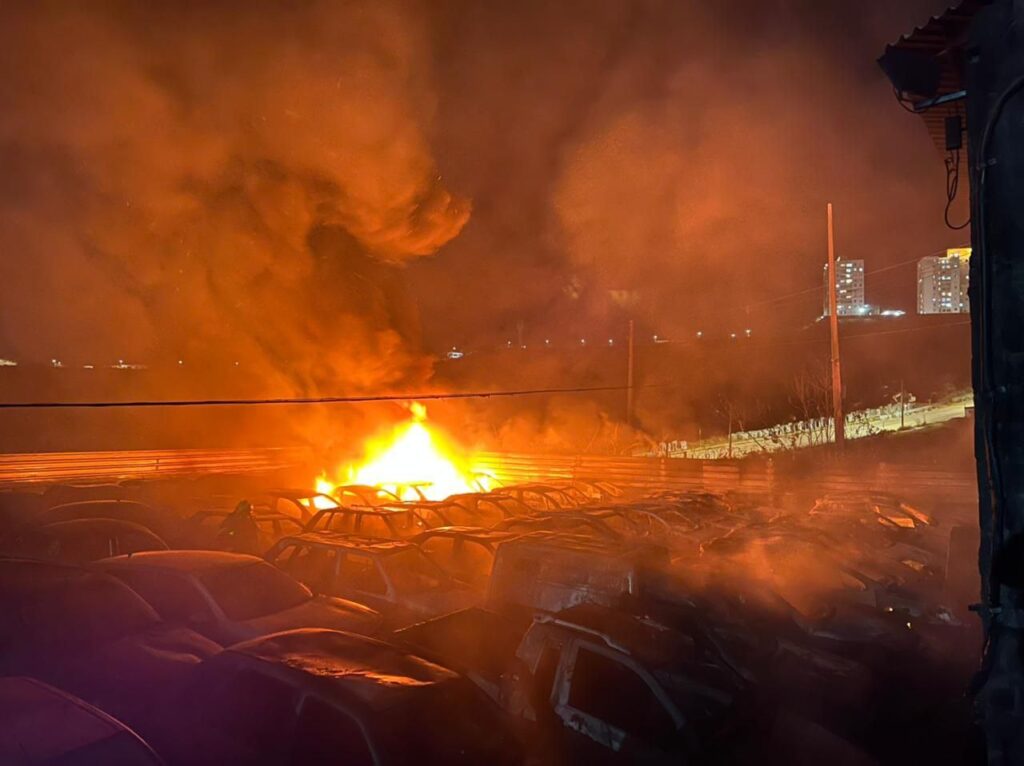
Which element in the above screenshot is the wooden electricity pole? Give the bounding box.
[626,319,636,426]
[826,203,846,448]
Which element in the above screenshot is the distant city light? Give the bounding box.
[0,359,17,367]
[730,333,737,339]
[113,359,147,370]
[82,365,94,370]
[580,338,586,345]
[745,328,752,336]
[696,331,703,338]
[544,339,551,345]
[652,335,658,341]
[178,360,184,365]
[51,359,62,368]
[607,339,614,346]
[446,348,464,360]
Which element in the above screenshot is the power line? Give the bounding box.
[0,383,679,410]
[0,320,971,409]
[841,319,970,341]
[704,245,971,318]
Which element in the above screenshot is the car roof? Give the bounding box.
[312,506,411,517]
[29,518,165,538]
[277,531,414,553]
[44,499,157,514]
[0,677,158,763]
[414,526,518,543]
[335,485,398,496]
[498,530,631,556]
[0,557,95,586]
[98,549,264,573]
[0,557,161,617]
[229,628,457,710]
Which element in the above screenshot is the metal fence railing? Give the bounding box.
[0,448,306,486]
[0,447,978,509]
[472,451,977,506]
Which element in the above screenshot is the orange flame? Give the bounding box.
[319,403,475,502]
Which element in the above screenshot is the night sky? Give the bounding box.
[0,0,960,390]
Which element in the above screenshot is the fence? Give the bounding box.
[472,451,774,494]
[473,451,977,506]
[0,447,306,487]
[0,446,978,509]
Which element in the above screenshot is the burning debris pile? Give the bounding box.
[0,454,979,764]
[317,403,481,502]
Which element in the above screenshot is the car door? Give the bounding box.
[332,551,392,613]
[554,640,681,759]
[186,664,302,764]
[269,543,336,594]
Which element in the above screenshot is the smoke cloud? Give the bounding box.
[0,0,965,453]
[0,0,468,395]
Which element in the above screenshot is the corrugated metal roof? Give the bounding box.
[878,0,990,152]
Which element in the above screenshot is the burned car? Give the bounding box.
[486,531,668,615]
[96,550,382,645]
[148,628,522,765]
[499,484,584,511]
[810,491,934,530]
[184,509,303,551]
[251,489,340,524]
[413,526,520,588]
[265,533,477,628]
[397,603,753,764]
[447,492,535,522]
[2,517,169,563]
[302,505,430,539]
[496,511,631,544]
[331,484,403,507]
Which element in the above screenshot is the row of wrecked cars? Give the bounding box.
[0,476,980,764]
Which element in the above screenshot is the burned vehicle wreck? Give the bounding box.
[397,604,756,764]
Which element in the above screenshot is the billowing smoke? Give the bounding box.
[418,0,957,344]
[0,0,965,454]
[0,0,468,396]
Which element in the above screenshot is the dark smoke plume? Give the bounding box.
[0,0,468,396]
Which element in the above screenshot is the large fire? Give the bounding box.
[317,403,476,502]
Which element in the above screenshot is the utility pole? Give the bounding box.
[826,203,845,448]
[626,319,635,427]
[727,402,733,459]
[900,378,906,430]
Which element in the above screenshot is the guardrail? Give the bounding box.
[0,448,306,486]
